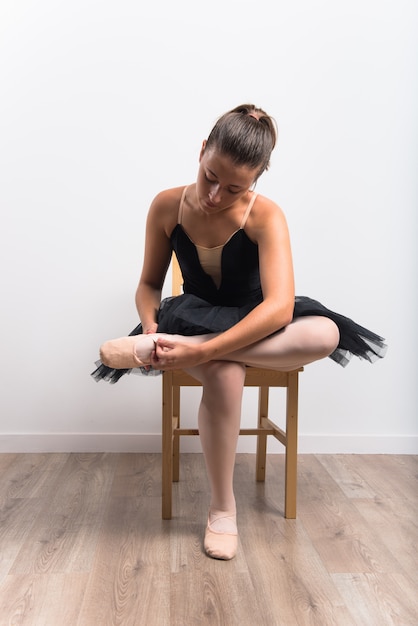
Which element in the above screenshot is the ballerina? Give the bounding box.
[93,104,386,559]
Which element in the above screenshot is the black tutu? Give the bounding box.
[91,294,387,383]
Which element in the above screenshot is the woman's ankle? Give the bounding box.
[208,504,237,533]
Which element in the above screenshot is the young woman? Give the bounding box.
[93,104,386,560]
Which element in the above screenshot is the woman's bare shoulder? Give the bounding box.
[253,192,285,213]
[150,186,186,211]
[153,185,186,201]
[249,193,289,232]
[147,186,187,230]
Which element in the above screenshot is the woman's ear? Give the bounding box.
[199,139,207,162]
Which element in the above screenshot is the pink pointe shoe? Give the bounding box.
[204,512,238,560]
[99,335,157,369]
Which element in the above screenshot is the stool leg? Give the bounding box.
[162,372,174,519]
[173,386,180,482]
[284,371,299,519]
[256,386,269,481]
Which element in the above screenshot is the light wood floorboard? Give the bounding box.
[0,453,417,625]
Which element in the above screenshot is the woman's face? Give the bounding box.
[196,143,258,214]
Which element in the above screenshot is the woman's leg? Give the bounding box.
[100,316,339,371]
[153,317,339,370]
[186,318,338,559]
[186,359,246,560]
[223,316,340,370]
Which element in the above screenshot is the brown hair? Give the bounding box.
[205,104,277,178]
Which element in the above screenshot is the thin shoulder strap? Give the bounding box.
[178,186,188,224]
[240,192,257,228]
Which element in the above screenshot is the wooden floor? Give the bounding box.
[0,453,417,626]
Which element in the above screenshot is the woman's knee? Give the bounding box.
[190,360,246,389]
[315,317,340,357]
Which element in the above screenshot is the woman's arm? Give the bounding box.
[135,189,180,333]
[152,196,295,369]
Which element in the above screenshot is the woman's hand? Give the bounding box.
[144,323,158,335]
[150,337,205,371]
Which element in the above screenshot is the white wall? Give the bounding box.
[0,0,416,454]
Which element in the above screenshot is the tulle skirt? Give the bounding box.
[91,294,387,384]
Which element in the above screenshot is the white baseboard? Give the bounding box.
[0,434,417,454]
